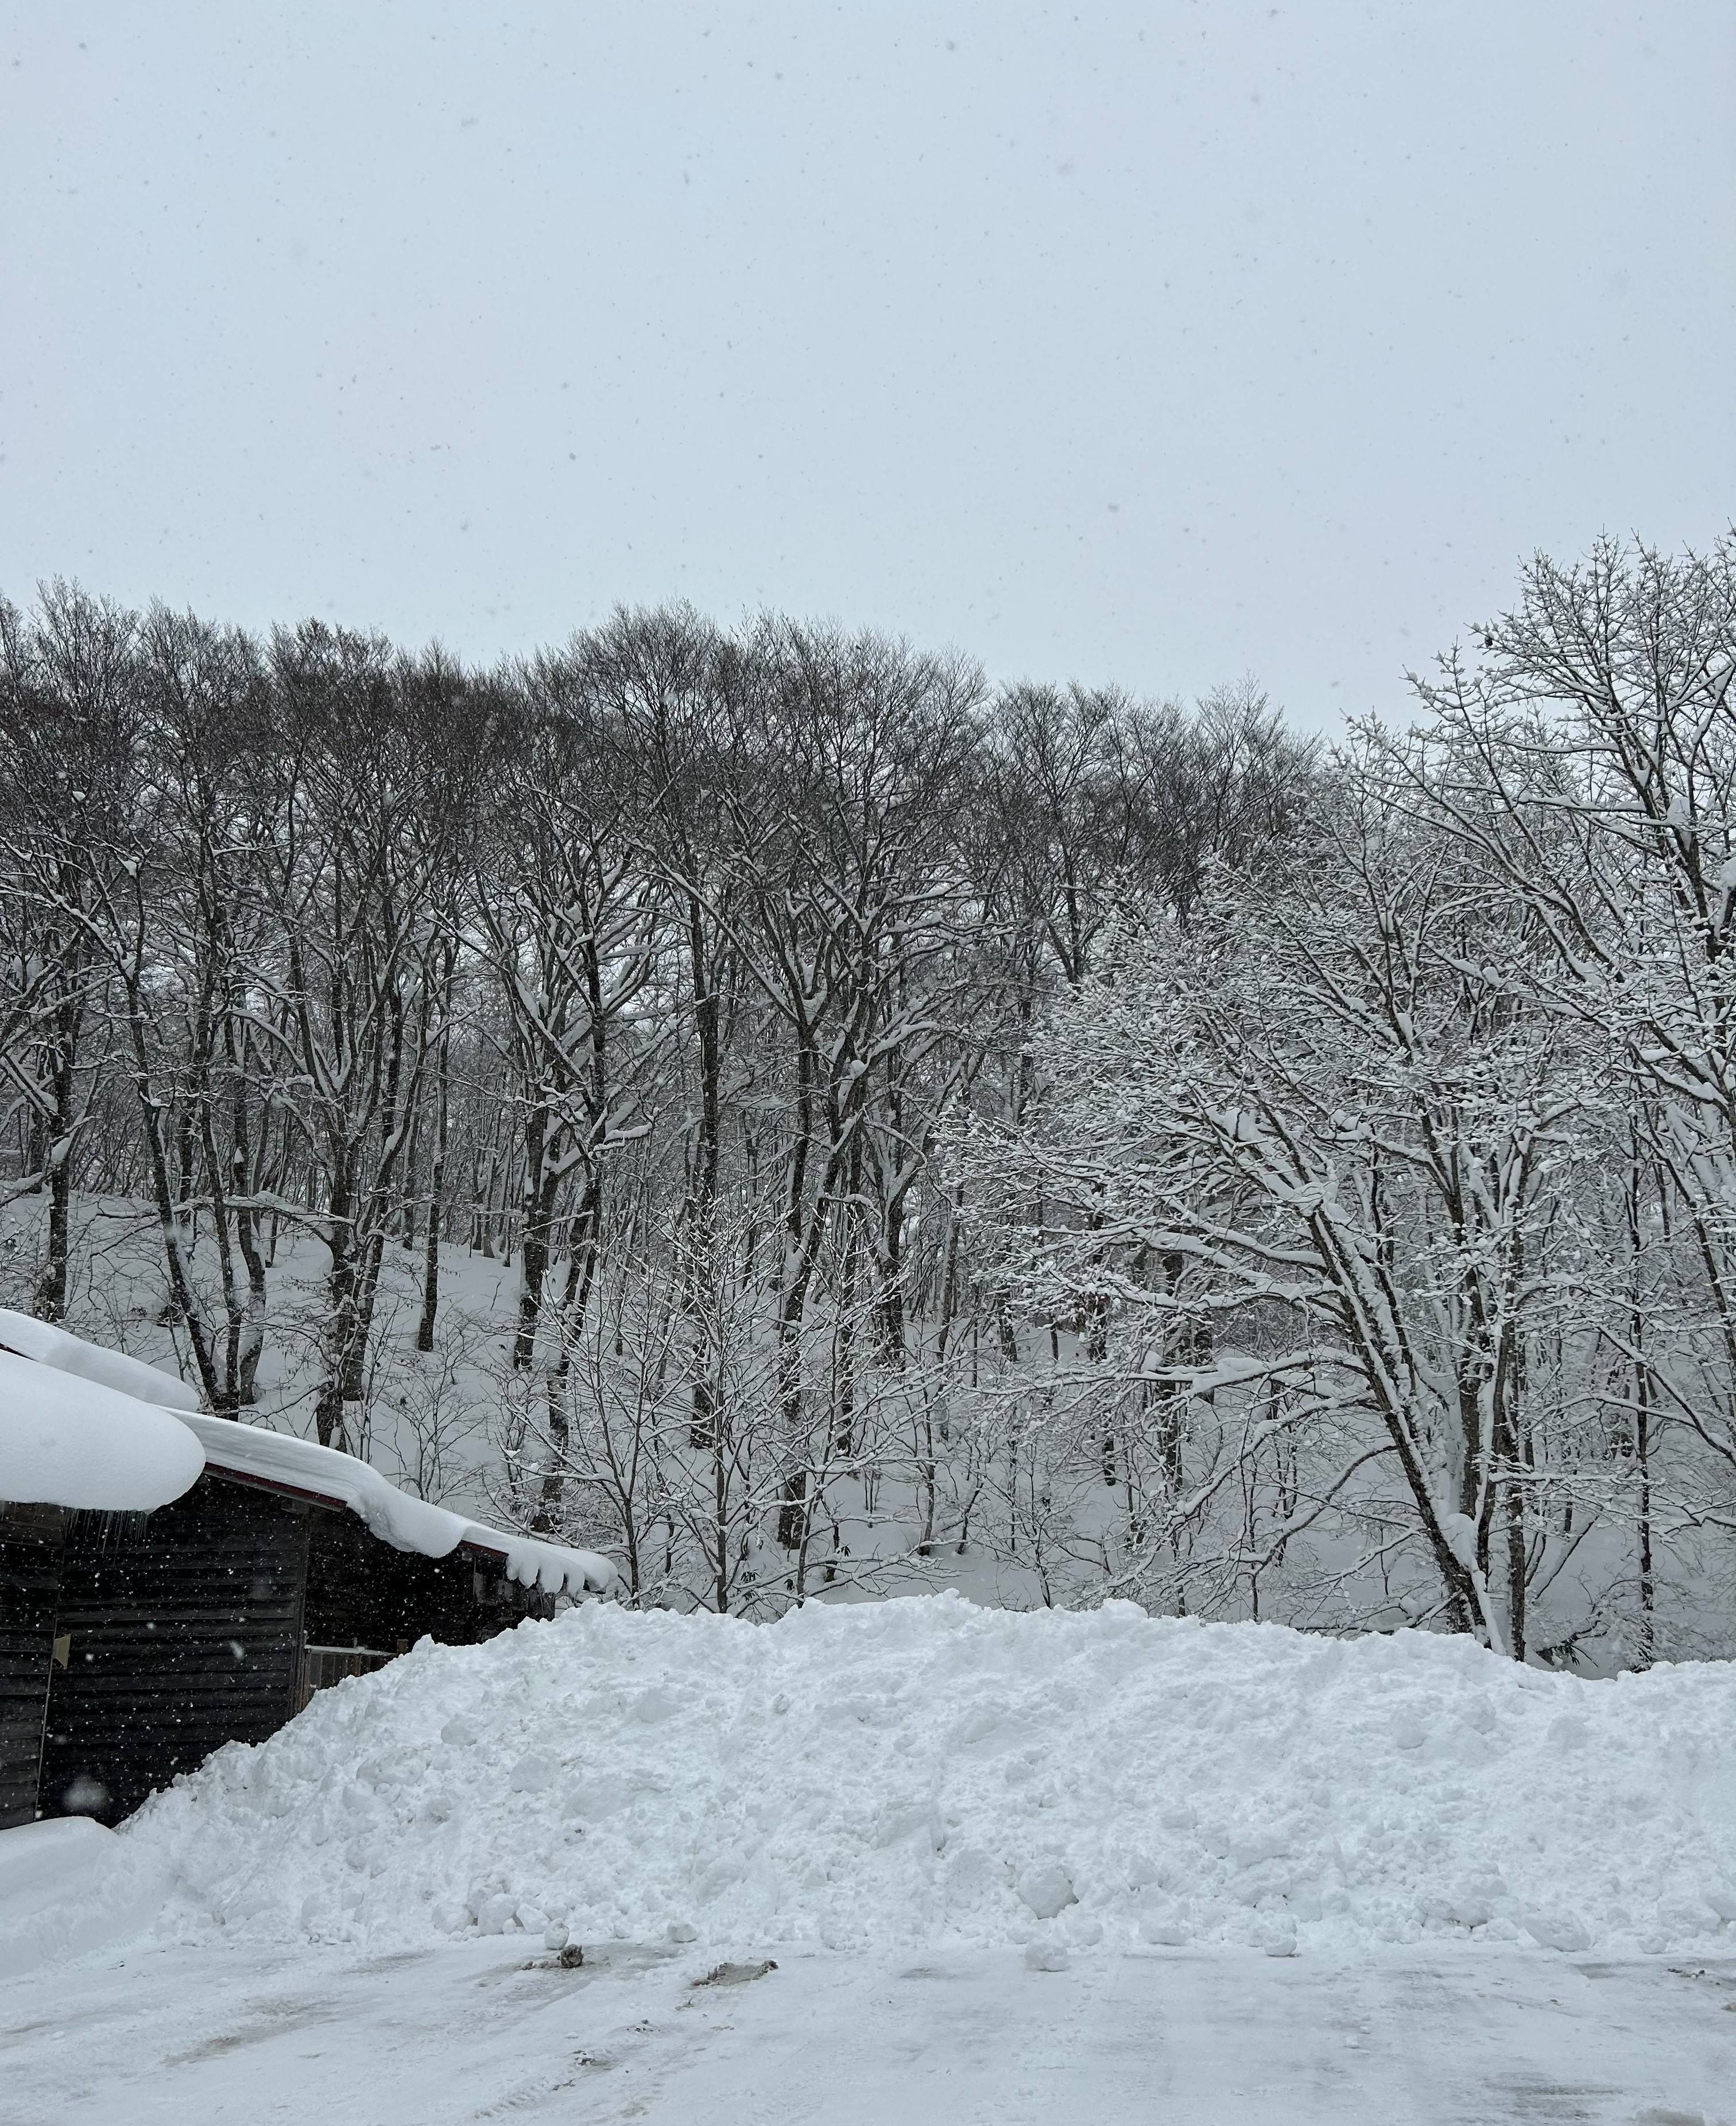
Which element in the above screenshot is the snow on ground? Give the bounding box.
[0,1818,170,1983]
[10,1600,1736,2122]
[6,1932,1736,2126]
[126,1597,1736,1962]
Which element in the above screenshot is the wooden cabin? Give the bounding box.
[1,1501,73,1831]
[0,1321,614,1830]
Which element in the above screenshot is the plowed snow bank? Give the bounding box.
[128,1597,1736,1958]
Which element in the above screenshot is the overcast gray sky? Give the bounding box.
[2,3,1730,731]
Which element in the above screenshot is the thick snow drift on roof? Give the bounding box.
[128,1597,1736,1961]
[180,1414,615,1598]
[0,1351,206,1512]
[0,1308,202,1412]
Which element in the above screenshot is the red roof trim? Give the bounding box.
[203,1462,351,1513]
[203,1462,512,1567]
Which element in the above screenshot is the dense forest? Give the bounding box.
[3,538,1734,1667]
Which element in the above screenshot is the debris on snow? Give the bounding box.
[1017,1863,1079,1920]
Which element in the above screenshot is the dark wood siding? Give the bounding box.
[304,1511,548,1653]
[37,1476,309,1825]
[0,1503,66,1831]
[25,1464,560,1826]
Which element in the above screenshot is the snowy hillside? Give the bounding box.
[129,1598,1736,1962]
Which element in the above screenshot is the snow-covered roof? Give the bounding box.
[0,1311,617,1598]
[0,1309,202,1413]
[181,1415,617,1599]
[0,1351,206,1512]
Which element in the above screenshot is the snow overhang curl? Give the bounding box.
[179,1414,618,1598]
[0,1308,203,1413]
[0,1350,206,1512]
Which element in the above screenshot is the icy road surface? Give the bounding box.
[2,1938,1733,2125]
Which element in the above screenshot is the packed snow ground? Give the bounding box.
[127,1597,1736,1962]
[6,1932,1735,2125]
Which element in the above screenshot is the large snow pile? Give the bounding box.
[128,1597,1736,1960]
